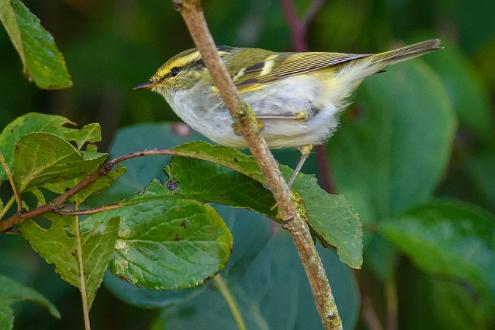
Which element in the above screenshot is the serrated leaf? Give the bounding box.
[106,125,362,268]
[0,0,72,89]
[13,132,107,192]
[20,214,120,307]
[0,274,60,330]
[166,157,276,217]
[380,200,495,299]
[167,141,362,268]
[103,205,270,309]
[45,165,127,204]
[292,174,363,268]
[88,180,233,290]
[174,142,265,182]
[0,113,76,180]
[327,61,456,221]
[64,123,102,149]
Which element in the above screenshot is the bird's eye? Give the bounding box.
[170,67,181,77]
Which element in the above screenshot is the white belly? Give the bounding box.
[166,75,339,148]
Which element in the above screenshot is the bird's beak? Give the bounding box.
[133,81,156,90]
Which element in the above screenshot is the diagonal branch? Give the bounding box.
[172,1,342,328]
[0,149,177,233]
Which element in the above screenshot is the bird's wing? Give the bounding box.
[229,51,370,93]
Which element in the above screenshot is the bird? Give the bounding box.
[135,39,442,186]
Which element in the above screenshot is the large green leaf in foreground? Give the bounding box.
[167,141,362,268]
[20,214,120,307]
[0,113,77,180]
[0,274,60,330]
[13,132,106,192]
[381,200,495,300]
[89,181,233,290]
[0,0,72,89]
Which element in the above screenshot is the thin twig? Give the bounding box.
[0,196,16,220]
[279,0,307,50]
[0,153,22,212]
[172,1,342,328]
[74,203,91,330]
[386,278,398,330]
[279,0,335,193]
[362,295,384,330]
[0,149,175,233]
[214,274,247,330]
[55,203,123,216]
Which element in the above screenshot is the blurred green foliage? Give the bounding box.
[1,0,494,329]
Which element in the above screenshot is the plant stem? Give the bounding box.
[362,295,384,330]
[386,278,398,330]
[172,1,342,328]
[74,204,91,330]
[214,274,247,330]
[0,196,16,220]
[55,203,123,216]
[0,153,22,212]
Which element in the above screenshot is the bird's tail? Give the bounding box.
[329,39,442,110]
[370,39,443,66]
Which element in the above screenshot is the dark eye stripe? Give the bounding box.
[171,67,181,77]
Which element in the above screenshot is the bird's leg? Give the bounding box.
[287,145,313,187]
[255,112,311,187]
[256,112,309,121]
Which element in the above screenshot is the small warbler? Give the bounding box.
[136,39,441,185]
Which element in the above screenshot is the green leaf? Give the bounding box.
[399,269,492,330]
[64,123,102,149]
[20,214,120,307]
[380,200,495,299]
[174,142,266,182]
[104,123,202,200]
[165,156,276,218]
[167,141,362,268]
[13,132,107,192]
[424,44,493,143]
[327,61,456,221]
[45,165,127,204]
[155,231,360,330]
[89,181,233,290]
[0,274,60,329]
[0,0,72,89]
[0,113,76,181]
[107,125,362,268]
[0,304,13,330]
[465,149,495,211]
[103,205,270,309]
[292,175,363,268]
